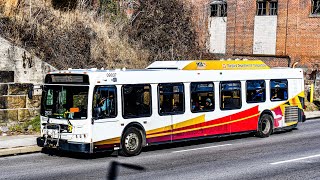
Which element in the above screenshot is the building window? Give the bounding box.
[270,80,288,101]
[210,1,227,17]
[122,84,151,118]
[256,0,278,16]
[312,0,320,15]
[190,82,214,113]
[246,80,266,103]
[158,83,185,115]
[269,2,278,15]
[220,81,241,110]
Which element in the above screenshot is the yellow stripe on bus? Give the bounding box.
[285,121,298,126]
[146,115,205,135]
[94,137,120,145]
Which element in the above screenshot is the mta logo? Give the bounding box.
[196,62,206,68]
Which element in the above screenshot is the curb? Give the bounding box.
[0,146,41,157]
[306,116,320,120]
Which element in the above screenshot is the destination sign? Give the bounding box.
[45,74,89,84]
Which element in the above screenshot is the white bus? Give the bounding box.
[36,60,305,156]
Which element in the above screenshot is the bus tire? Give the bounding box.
[256,114,273,138]
[121,127,143,156]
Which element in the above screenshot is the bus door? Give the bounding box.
[92,85,120,145]
[157,83,185,142]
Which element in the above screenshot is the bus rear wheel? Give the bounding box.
[256,114,273,138]
[121,127,143,156]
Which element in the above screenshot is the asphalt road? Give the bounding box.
[1,120,320,180]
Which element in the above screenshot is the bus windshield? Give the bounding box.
[40,85,89,120]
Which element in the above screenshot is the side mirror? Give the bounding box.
[28,85,34,100]
[93,107,102,119]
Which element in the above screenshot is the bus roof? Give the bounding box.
[49,60,289,75]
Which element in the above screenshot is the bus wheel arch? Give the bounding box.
[256,110,274,138]
[120,122,146,156]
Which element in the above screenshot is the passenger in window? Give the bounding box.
[99,96,107,112]
[203,98,213,110]
[271,85,287,100]
[253,87,264,101]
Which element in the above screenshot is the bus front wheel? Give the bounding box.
[121,127,143,156]
[256,114,273,138]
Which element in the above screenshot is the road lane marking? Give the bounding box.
[172,144,232,153]
[271,154,320,165]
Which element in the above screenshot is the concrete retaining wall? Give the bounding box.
[0,36,56,131]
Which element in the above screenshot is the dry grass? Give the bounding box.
[0,0,150,69]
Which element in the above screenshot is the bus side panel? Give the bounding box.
[229,106,259,133]
[147,106,259,142]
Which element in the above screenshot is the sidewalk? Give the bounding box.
[1,111,320,157]
[304,111,320,120]
[0,135,41,157]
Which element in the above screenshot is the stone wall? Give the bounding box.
[0,36,56,132]
[0,83,41,128]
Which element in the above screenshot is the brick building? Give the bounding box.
[188,0,320,68]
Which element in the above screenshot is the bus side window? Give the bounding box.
[93,86,117,119]
[158,83,185,115]
[246,80,266,103]
[220,81,241,110]
[270,79,288,101]
[122,84,152,119]
[190,82,214,113]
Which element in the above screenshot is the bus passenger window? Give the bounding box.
[122,84,151,118]
[93,86,117,119]
[190,82,214,113]
[158,83,185,115]
[270,79,288,101]
[220,81,241,110]
[246,80,266,103]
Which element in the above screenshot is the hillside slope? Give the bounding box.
[0,0,199,70]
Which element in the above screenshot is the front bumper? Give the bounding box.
[37,137,91,153]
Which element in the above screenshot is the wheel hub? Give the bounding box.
[125,133,139,151]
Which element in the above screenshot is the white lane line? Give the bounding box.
[271,154,320,165]
[172,144,232,153]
